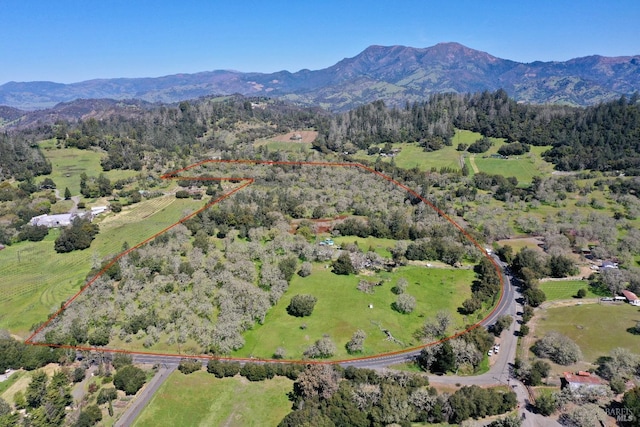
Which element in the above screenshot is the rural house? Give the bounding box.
[562,371,608,393]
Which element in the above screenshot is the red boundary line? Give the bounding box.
[25,159,504,365]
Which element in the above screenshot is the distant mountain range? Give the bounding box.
[1,42,639,111]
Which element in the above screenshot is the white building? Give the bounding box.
[29,211,92,228]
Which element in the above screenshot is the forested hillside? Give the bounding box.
[0,130,51,180]
[317,91,640,174]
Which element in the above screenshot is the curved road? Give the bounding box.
[114,258,559,426]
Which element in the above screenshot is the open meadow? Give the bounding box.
[236,264,475,360]
[38,139,140,195]
[353,129,554,185]
[133,371,293,427]
[253,130,316,153]
[538,280,599,301]
[533,303,640,362]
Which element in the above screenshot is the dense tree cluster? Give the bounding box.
[466,136,493,153]
[460,257,502,315]
[279,365,515,426]
[533,332,583,365]
[318,90,640,175]
[113,364,146,395]
[54,216,100,253]
[49,96,325,174]
[0,334,63,372]
[13,370,74,426]
[0,130,52,180]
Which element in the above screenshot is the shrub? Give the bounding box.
[467,137,492,153]
[287,294,317,317]
[332,252,355,275]
[72,367,86,383]
[304,336,336,359]
[112,353,133,370]
[74,404,102,427]
[110,202,122,213]
[113,365,146,395]
[297,261,312,277]
[393,293,416,314]
[206,360,240,378]
[273,347,286,359]
[533,332,582,365]
[346,329,367,354]
[490,315,513,336]
[240,363,273,381]
[96,387,117,404]
[178,358,202,375]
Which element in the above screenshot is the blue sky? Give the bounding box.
[1,0,639,84]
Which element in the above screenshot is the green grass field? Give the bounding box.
[0,371,24,396]
[331,235,397,258]
[133,371,293,427]
[38,139,139,195]
[254,140,312,153]
[538,280,597,301]
[236,264,475,360]
[353,130,554,185]
[0,195,203,336]
[534,303,640,362]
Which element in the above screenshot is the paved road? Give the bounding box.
[114,364,177,427]
[105,257,561,424]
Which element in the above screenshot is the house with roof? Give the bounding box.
[622,290,640,306]
[30,213,75,228]
[91,206,108,216]
[29,211,95,228]
[562,372,608,393]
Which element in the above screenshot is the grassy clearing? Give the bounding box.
[472,153,553,186]
[495,238,543,253]
[470,145,554,186]
[133,371,293,427]
[0,366,52,405]
[0,371,24,396]
[38,139,139,195]
[534,303,640,362]
[352,130,552,185]
[331,235,397,258]
[0,195,203,336]
[254,140,312,153]
[0,231,88,336]
[539,280,597,301]
[236,264,474,360]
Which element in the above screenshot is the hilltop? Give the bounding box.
[1,42,638,111]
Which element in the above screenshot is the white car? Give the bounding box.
[488,350,493,356]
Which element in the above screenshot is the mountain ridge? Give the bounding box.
[2,42,639,111]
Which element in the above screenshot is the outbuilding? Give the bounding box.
[562,371,607,393]
[622,290,640,306]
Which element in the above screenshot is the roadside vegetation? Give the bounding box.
[134,363,516,426]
